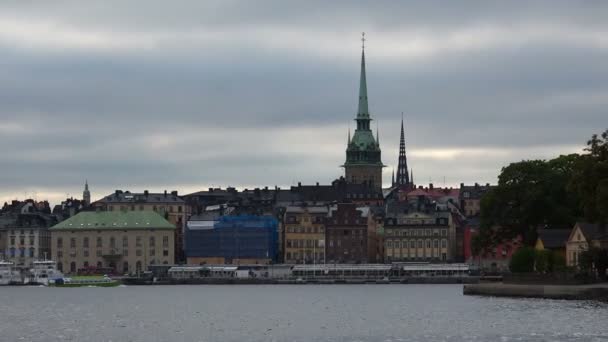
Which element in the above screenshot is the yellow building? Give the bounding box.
[50,211,175,274]
[566,222,608,267]
[92,190,190,261]
[283,206,327,264]
[534,229,570,259]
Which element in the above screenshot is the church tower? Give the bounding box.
[394,114,412,189]
[83,180,91,205]
[343,33,384,191]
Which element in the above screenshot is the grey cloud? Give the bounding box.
[0,1,607,204]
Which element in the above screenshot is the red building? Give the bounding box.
[464,220,522,273]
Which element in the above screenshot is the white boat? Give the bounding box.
[0,260,20,285]
[26,260,64,286]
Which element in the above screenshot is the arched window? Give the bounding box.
[29,248,35,258]
[57,237,63,248]
[110,237,116,248]
[136,261,142,272]
[96,237,102,247]
[123,261,129,273]
[83,261,89,268]
[83,237,89,248]
[70,262,76,273]
[97,261,103,268]
[57,262,63,271]
[109,261,116,271]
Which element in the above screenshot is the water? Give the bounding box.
[0,285,606,342]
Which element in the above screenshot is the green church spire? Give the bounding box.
[357,33,369,119]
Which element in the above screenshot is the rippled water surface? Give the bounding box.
[1,284,607,342]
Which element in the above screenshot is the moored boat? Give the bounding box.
[0,260,20,285]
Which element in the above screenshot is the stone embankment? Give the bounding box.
[463,282,608,301]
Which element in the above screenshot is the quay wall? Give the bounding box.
[463,283,608,301]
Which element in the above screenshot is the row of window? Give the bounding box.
[385,239,448,249]
[328,239,365,248]
[107,205,183,212]
[57,236,170,249]
[59,260,158,273]
[286,239,323,248]
[56,249,169,258]
[8,229,38,235]
[386,229,447,237]
[7,247,36,258]
[285,216,324,224]
[9,236,36,246]
[285,251,325,261]
[386,218,448,225]
[285,226,325,234]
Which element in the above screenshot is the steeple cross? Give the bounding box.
[361,32,366,49]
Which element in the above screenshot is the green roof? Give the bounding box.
[50,211,175,230]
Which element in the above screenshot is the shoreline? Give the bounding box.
[463,282,608,301]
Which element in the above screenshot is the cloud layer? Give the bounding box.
[0,1,605,205]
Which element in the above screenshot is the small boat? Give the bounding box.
[0,260,20,285]
[25,260,64,286]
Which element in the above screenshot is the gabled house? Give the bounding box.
[566,222,608,267]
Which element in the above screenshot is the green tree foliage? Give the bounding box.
[480,155,581,245]
[509,247,536,273]
[570,129,608,226]
[479,129,607,249]
[579,247,608,280]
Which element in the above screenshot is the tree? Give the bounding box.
[570,129,608,226]
[509,247,536,273]
[479,156,581,246]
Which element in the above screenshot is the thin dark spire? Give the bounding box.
[396,113,410,186]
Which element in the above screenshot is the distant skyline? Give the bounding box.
[1,1,605,205]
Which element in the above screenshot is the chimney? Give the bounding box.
[460,183,464,189]
[486,183,490,187]
[164,190,167,197]
[429,183,434,190]
[209,188,213,192]
[298,182,302,188]
[144,190,149,197]
[171,190,178,196]
[316,182,319,186]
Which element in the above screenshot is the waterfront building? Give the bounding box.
[535,228,571,259]
[92,190,189,262]
[283,205,327,264]
[325,203,381,263]
[566,222,608,267]
[342,35,384,192]
[185,215,278,265]
[384,211,454,263]
[459,183,493,218]
[50,211,175,274]
[0,200,56,267]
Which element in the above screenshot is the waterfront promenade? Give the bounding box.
[463,282,608,301]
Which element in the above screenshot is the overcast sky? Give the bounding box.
[1,1,607,206]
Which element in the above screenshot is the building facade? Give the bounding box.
[93,190,189,262]
[185,215,278,265]
[384,212,453,262]
[0,200,56,267]
[459,183,493,218]
[343,38,383,191]
[283,206,327,264]
[325,203,379,264]
[50,211,175,274]
[566,222,608,267]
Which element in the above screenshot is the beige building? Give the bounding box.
[50,211,174,274]
[384,211,455,262]
[566,222,608,267]
[283,206,327,264]
[92,190,190,261]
